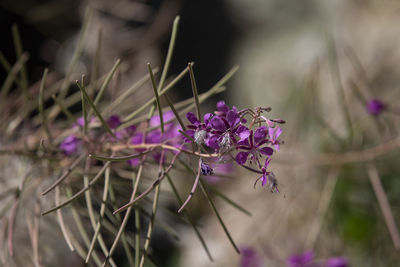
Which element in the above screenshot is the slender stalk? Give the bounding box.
[88,59,121,117]
[42,162,111,215]
[148,63,164,133]
[178,158,202,213]
[11,24,29,101]
[51,94,75,122]
[90,28,102,90]
[55,186,74,251]
[42,154,86,196]
[39,68,53,144]
[158,16,180,91]
[120,66,189,125]
[103,68,159,116]
[59,7,92,99]
[85,166,112,263]
[188,62,201,120]
[167,175,213,261]
[139,150,165,267]
[0,53,29,104]
[76,80,115,137]
[103,165,144,267]
[367,164,400,249]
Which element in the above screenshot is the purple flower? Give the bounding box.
[287,251,315,267]
[203,161,233,184]
[200,159,213,175]
[325,257,348,267]
[60,135,81,155]
[209,107,249,152]
[107,115,121,129]
[366,99,385,115]
[268,126,282,151]
[74,116,95,128]
[253,158,279,192]
[235,126,274,167]
[183,112,213,145]
[240,247,262,267]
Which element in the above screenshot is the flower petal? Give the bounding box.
[226,110,240,128]
[107,115,121,129]
[216,100,229,112]
[259,146,274,156]
[207,134,220,150]
[254,126,267,144]
[235,151,249,165]
[211,116,227,131]
[186,112,200,125]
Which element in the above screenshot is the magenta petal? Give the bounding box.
[235,151,249,165]
[186,112,200,124]
[211,116,227,131]
[259,146,274,156]
[150,111,175,127]
[216,100,229,112]
[254,126,267,144]
[207,134,220,150]
[287,251,315,267]
[130,132,143,144]
[237,126,251,142]
[325,257,348,267]
[126,158,140,167]
[107,115,121,129]
[226,110,240,127]
[203,113,213,125]
[261,174,267,187]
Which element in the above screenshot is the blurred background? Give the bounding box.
[1,0,400,266]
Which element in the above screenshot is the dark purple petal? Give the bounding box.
[216,100,229,112]
[259,146,274,156]
[203,113,213,125]
[325,257,348,267]
[207,134,220,150]
[235,151,249,165]
[211,116,227,132]
[200,160,214,175]
[107,115,121,129]
[186,112,200,125]
[226,110,240,128]
[254,126,267,144]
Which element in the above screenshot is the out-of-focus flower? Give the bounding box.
[203,161,233,184]
[366,99,385,116]
[74,116,95,128]
[325,257,348,267]
[60,135,81,155]
[287,251,315,267]
[240,247,262,267]
[107,115,122,129]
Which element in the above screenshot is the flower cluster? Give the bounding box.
[183,101,284,191]
[59,101,284,191]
